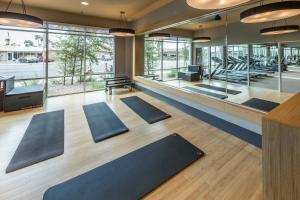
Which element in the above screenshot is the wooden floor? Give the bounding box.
[0,89,262,200]
[164,79,292,104]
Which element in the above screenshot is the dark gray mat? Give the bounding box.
[195,84,242,95]
[183,86,228,99]
[241,98,280,112]
[121,96,171,124]
[83,102,129,142]
[43,133,204,200]
[6,110,64,173]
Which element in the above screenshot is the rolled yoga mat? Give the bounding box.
[241,98,280,112]
[83,102,129,142]
[121,96,171,124]
[6,110,64,173]
[43,133,204,200]
[183,86,228,99]
[195,84,242,95]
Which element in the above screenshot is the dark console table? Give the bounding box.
[178,65,203,82]
[0,76,45,112]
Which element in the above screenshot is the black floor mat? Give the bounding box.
[241,98,280,112]
[195,84,242,95]
[83,102,129,142]
[6,110,64,173]
[183,86,228,99]
[43,133,204,200]
[121,96,171,124]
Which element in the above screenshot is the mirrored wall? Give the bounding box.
[143,0,299,106]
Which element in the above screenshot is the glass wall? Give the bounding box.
[144,38,191,81]
[0,25,46,87]
[282,42,300,93]
[144,40,162,80]
[0,24,115,97]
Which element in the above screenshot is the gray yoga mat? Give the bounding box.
[195,84,242,95]
[241,98,280,112]
[6,110,64,173]
[183,86,228,99]
[121,96,171,124]
[43,133,204,200]
[83,102,129,142]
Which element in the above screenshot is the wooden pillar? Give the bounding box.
[263,93,300,200]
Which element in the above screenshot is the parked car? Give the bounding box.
[38,56,55,62]
[18,57,40,63]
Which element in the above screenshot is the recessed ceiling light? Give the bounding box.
[81,1,89,6]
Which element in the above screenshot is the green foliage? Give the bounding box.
[144,40,161,74]
[180,43,190,67]
[53,35,113,85]
[167,69,177,78]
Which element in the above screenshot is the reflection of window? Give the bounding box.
[144,38,191,81]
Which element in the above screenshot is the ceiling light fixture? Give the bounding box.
[240,1,300,23]
[109,11,135,37]
[186,0,250,10]
[0,0,43,28]
[148,32,171,40]
[260,25,299,35]
[81,1,89,6]
[192,37,211,43]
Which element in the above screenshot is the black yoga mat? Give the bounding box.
[241,98,280,112]
[195,84,242,95]
[6,110,64,173]
[121,96,171,124]
[183,86,228,99]
[43,133,204,200]
[83,102,129,142]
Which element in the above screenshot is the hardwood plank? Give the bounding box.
[0,90,262,200]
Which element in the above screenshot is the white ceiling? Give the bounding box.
[0,0,174,21]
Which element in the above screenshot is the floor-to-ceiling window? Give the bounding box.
[282,42,300,93]
[144,38,191,81]
[144,39,162,80]
[0,25,46,87]
[227,45,248,85]
[250,44,279,90]
[0,23,115,97]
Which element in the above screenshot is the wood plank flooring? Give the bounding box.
[0,89,262,200]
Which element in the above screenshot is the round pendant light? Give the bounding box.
[109,11,135,37]
[186,0,250,10]
[109,28,135,37]
[192,37,211,43]
[148,32,171,40]
[260,25,299,35]
[0,0,43,28]
[240,1,300,23]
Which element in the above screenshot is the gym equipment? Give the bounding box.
[241,98,280,112]
[105,76,133,95]
[183,86,228,99]
[83,102,129,142]
[121,96,171,124]
[43,133,204,200]
[195,84,242,95]
[6,110,64,173]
